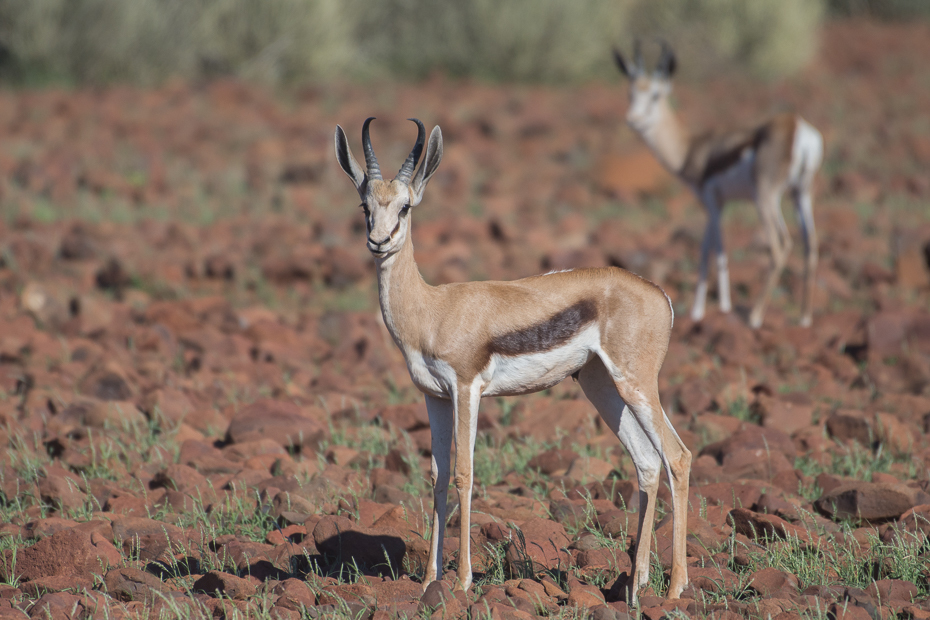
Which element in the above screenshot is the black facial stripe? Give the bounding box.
[489,300,598,356]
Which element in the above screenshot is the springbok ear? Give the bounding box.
[613,47,633,79]
[408,125,443,206]
[334,125,367,198]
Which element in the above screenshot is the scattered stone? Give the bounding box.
[699,426,796,464]
[728,508,821,544]
[814,482,924,522]
[866,579,918,605]
[505,518,571,575]
[193,571,256,600]
[104,568,175,603]
[748,567,799,597]
[7,527,122,583]
[418,580,462,617]
[226,399,325,451]
[826,412,873,447]
[271,578,316,612]
[527,449,580,475]
[312,516,406,574]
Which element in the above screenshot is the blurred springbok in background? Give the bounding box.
[614,41,823,329]
[334,117,692,602]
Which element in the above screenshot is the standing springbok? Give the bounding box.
[334,117,692,601]
[614,41,824,328]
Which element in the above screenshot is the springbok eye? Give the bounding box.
[401,204,410,214]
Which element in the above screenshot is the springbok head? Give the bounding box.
[613,40,677,134]
[334,118,443,258]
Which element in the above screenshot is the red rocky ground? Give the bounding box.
[1,19,930,620]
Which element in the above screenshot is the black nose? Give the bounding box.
[368,235,390,247]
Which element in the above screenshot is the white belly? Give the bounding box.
[401,326,601,400]
[706,150,756,203]
[481,325,600,397]
[396,325,600,398]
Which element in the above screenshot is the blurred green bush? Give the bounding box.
[624,0,825,80]
[827,0,930,18]
[0,0,352,85]
[348,0,629,82]
[0,0,904,87]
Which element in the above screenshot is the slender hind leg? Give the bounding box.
[749,186,790,329]
[578,357,691,601]
[424,394,454,587]
[620,387,692,599]
[793,185,818,327]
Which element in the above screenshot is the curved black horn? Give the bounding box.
[395,118,425,185]
[633,39,645,74]
[362,117,382,180]
[657,39,677,77]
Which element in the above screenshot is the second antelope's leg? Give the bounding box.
[793,185,818,327]
[707,193,732,314]
[749,186,790,329]
[691,200,724,321]
[424,394,454,587]
[453,380,480,590]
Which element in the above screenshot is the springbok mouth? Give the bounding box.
[368,246,388,257]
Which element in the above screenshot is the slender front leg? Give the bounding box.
[690,215,714,322]
[692,195,723,321]
[424,394,454,587]
[712,212,731,314]
[453,380,481,591]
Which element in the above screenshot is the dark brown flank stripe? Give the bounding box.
[488,300,598,357]
[683,127,759,187]
[682,115,797,188]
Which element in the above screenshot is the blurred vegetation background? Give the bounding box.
[0,0,925,87]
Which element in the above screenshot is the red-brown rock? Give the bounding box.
[312,515,406,574]
[193,571,256,600]
[505,518,571,574]
[226,399,325,451]
[6,527,121,583]
[814,482,924,522]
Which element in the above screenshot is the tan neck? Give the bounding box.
[374,218,432,350]
[639,101,690,177]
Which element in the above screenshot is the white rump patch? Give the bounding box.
[789,118,824,188]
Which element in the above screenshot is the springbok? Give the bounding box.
[334,117,692,601]
[614,41,824,328]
